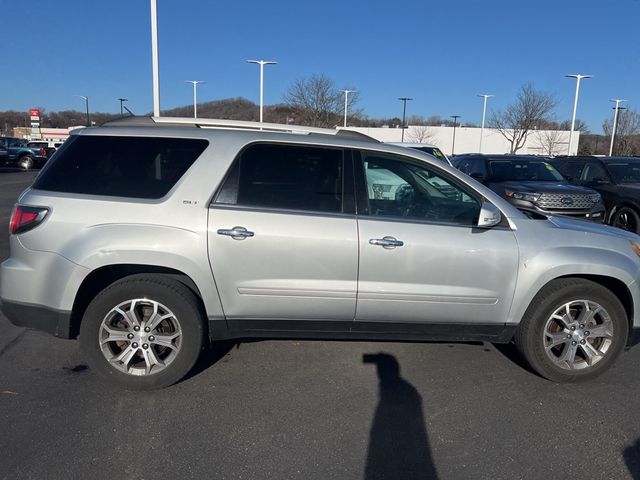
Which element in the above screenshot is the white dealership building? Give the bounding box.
[342,125,577,156]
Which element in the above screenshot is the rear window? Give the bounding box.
[33,136,208,199]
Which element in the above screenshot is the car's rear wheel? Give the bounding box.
[611,206,640,233]
[80,274,205,389]
[19,155,33,170]
[515,278,628,382]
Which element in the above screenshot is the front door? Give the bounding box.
[355,151,519,325]
[208,143,358,323]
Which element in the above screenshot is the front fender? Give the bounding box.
[508,245,640,327]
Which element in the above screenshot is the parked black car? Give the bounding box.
[551,156,640,232]
[452,154,605,221]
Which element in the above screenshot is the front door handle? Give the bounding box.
[217,226,255,240]
[369,236,404,249]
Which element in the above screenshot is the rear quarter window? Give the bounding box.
[33,135,209,199]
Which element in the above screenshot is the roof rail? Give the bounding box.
[102,116,378,142]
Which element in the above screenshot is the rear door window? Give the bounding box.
[33,136,208,199]
[214,143,346,214]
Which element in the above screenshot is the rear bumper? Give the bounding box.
[1,300,73,338]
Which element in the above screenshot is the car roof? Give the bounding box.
[74,116,456,163]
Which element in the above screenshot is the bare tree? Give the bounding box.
[284,74,357,128]
[489,84,557,153]
[603,108,640,156]
[535,129,566,156]
[408,125,436,144]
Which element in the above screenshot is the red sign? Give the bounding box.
[29,108,40,118]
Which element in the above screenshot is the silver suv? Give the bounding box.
[2,117,640,389]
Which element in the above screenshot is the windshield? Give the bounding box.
[606,162,640,183]
[488,159,565,182]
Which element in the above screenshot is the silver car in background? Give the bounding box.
[2,116,640,389]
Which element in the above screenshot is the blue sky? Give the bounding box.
[1,0,638,133]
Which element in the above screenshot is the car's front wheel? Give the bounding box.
[611,206,640,233]
[515,278,628,382]
[80,274,205,389]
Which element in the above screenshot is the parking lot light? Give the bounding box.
[77,96,90,127]
[117,98,128,117]
[565,74,592,155]
[450,115,461,156]
[477,94,494,153]
[609,99,627,156]
[247,60,277,124]
[341,90,355,128]
[398,97,413,142]
[184,81,205,118]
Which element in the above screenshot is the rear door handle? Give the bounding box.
[369,236,404,249]
[217,226,255,240]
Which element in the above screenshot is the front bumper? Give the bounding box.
[1,300,73,338]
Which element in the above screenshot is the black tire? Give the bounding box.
[515,278,628,382]
[80,274,205,390]
[19,155,33,170]
[610,206,640,233]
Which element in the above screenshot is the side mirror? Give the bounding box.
[477,201,502,228]
[470,172,486,182]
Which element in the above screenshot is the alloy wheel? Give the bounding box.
[98,298,182,375]
[543,299,613,370]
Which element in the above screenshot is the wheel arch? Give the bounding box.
[69,264,207,339]
[517,274,635,346]
[607,201,640,225]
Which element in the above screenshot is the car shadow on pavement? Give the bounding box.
[184,340,237,381]
[363,352,438,479]
[624,438,640,479]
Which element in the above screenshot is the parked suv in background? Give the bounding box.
[2,117,640,389]
[386,142,452,165]
[452,154,605,222]
[551,156,640,233]
[0,137,48,170]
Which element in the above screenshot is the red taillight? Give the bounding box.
[9,205,48,235]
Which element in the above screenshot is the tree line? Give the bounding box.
[2,75,638,155]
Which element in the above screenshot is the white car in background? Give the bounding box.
[386,142,452,166]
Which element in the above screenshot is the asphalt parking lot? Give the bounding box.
[1,170,640,479]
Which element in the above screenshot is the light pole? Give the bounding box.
[78,96,90,126]
[246,60,277,123]
[477,94,493,153]
[398,97,413,142]
[117,98,128,117]
[609,99,627,156]
[341,89,355,127]
[565,74,592,155]
[450,115,461,156]
[150,0,160,117]
[185,80,205,118]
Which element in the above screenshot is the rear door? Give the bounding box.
[354,151,519,326]
[208,143,358,324]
